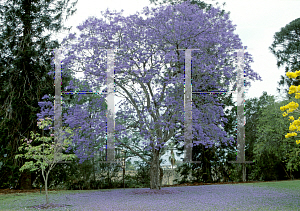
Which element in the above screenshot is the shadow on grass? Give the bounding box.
[27,203,72,210]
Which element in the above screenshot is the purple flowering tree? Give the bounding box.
[37,1,261,190]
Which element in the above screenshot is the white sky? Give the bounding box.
[45,0,300,166]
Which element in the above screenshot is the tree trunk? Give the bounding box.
[149,150,161,190]
[20,170,32,190]
[159,166,163,188]
[45,173,49,204]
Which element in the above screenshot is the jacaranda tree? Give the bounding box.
[37,1,262,190]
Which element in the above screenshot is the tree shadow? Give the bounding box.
[27,203,72,209]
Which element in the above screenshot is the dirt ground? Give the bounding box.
[0,187,61,195]
[0,180,287,195]
[162,180,287,188]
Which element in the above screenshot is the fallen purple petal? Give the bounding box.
[12,184,299,210]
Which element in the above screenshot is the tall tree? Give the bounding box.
[223,92,300,182]
[251,93,300,180]
[269,17,300,102]
[37,1,261,190]
[0,0,78,189]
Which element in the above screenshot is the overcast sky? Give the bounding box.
[45,0,300,166]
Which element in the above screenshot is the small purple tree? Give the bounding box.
[37,1,261,190]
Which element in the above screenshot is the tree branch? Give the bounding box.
[116,136,152,165]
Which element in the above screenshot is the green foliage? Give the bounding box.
[134,160,151,187]
[269,17,300,102]
[255,97,300,173]
[245,93,300,181]
[15,118,77,204]
[125,159,136,171]
[261,16,300,179]
[173,162,193,184]
[15,118,77,174]
[0,0,78,189]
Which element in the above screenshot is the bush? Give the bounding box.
[174,162,193,184]
[89,180,102,189]
[67,180,86,190]
[134,161,151,187]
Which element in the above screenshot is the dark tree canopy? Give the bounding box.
[269,17,300,102]
[0,0,78,189]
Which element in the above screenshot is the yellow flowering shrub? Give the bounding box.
[281,70,300,144]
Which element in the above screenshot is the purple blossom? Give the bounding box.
[37,1,261,168]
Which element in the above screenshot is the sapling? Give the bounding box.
[15,117,77,204]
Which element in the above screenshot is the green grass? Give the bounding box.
[0,189,103,211]
[238,179,300,196]
[0,187,142,211]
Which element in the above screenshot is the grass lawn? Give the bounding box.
[1,179,299,210]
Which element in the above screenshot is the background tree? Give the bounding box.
[269,17,300,102]
[242,92,281,181]
[0,0,78,189]
[225,92,300,183]
[251,94,300,181]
